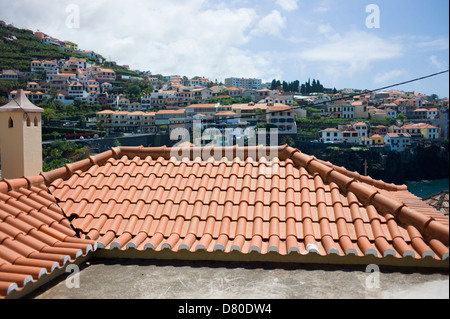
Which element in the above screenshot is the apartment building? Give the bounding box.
[327,101,355,119]
[266,103,297,136]
[155,110,186,132]
[61,65,79,74]
[225,77,262,90]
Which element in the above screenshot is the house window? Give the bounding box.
[8,117,13,128]
[27,116,31,127]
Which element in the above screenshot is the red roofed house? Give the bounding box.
[384,133,412,152]
[0,92,448,299]
[1,70,19,82]
[95,68,116,83]
[403,123,440,140]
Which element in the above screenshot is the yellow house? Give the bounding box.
[61,65,79,74]
[403,123,440,140]
[420,124,440,140]
[64,41,78,51]
[370,134,384,145]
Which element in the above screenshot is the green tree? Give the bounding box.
[42,141,92,172]
[281,135,296,147]
[0,96,8,106]
[42,108,56,125]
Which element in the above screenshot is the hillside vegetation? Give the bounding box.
[0,27,95,71]
[0,26,143,78]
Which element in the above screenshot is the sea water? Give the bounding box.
[405,178,449,199]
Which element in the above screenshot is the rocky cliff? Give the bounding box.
[296,142,449,185]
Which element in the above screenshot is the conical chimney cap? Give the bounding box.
[0,89,44,113]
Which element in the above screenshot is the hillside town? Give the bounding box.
[1,21,449,151]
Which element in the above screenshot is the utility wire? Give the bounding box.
[99,69,449,129]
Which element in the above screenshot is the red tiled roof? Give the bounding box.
[1,145,448,297]
[424,191,449,217]
[0,177,96,298]
[44,146,448,258]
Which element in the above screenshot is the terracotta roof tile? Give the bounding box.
[0,180,96,298]
[38,146,448,261]
[424,191,449,217]
[1,145,448,297]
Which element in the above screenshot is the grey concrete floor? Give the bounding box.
[28,258,449,299]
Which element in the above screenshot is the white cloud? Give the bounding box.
[314,6,329,13]
[299,31,403,76]
[276,0,299,11]
[416,37,449,51]
[374,70,406,84]
[250,10,286,37]
[2,0,446,96]
[0,0,288,81]
[317,24,340,41]
[429,55,448,71]
[317,24,333,34]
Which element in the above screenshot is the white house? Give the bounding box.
[42,60,58,70]
[55,94,74,105]
[352,122,369,138]
[264,94,294,105]
[46,66,59,82]
[68,82,89,100]
[65,57,88,70]
[30,60,43,72]
[1,70,19,81]
[42,36,57,46]
[214,111,240,127]
[320,128,342,143]
[101,82,113,93]
[427,108,439,119]
[384,133,411,152]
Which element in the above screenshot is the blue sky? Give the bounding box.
[1,0,449,97]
